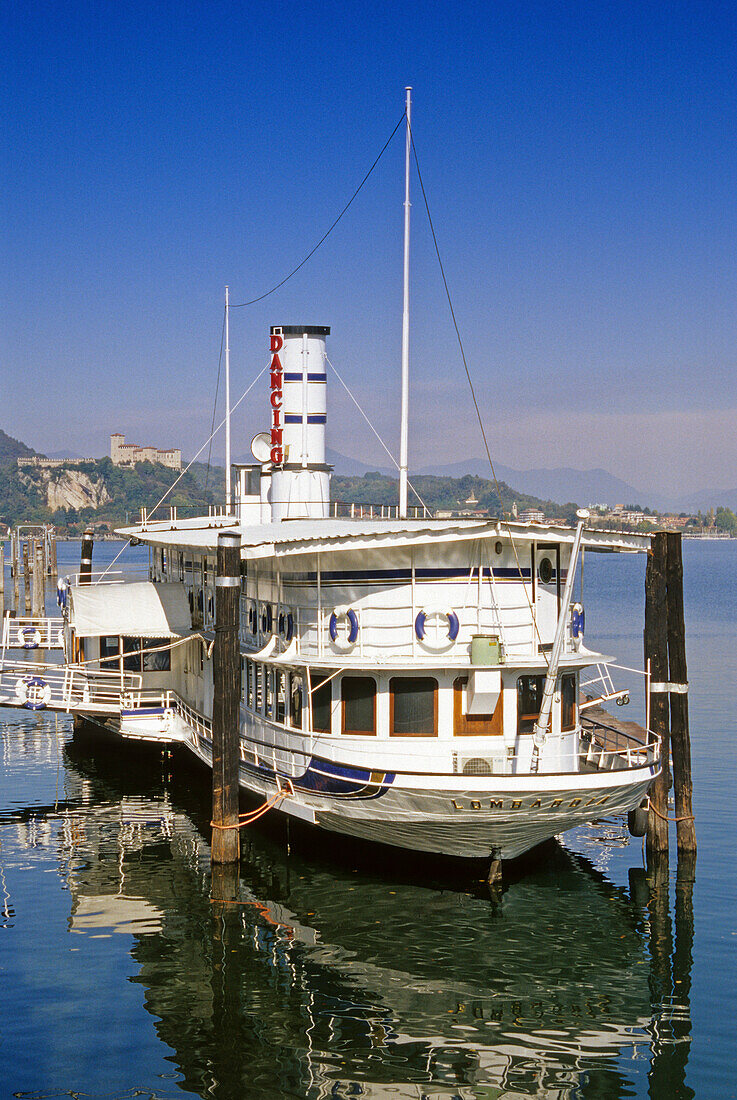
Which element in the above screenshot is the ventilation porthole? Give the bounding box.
[538,556,554,584]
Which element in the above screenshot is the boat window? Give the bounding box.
[342,676,376,736]
[453,677,503,735]
[390,677,438,736]
[143,639,170,672]
[100,635,120,669]
[265,669,274,718]
[246,660,254,709]
[123,636,141,672]
[290,674,303,730]
[275,670,286,723]
[254,664,263,712]
[311,675,332,734]
[517,675,546,734]
[561,673,577,731]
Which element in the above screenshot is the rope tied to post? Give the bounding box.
[211,782,293,831]
[647,797,695,824]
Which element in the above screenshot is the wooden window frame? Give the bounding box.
[341,675,377,736]
[311,675,332,735]
[389,677,438,737]
[561,672,577,731]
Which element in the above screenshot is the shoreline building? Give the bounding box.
[110,434,181,470]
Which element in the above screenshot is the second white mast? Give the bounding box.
[398,86,412,519]
[225,284,232,514]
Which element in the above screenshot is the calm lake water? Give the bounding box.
[1,538,735,1099]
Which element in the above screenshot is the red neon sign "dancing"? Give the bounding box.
[269,333,283,465]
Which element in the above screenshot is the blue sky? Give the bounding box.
[2,0,737,497]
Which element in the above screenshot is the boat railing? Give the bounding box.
[2,613,65,651]
[330,501,434,520]
[119,688,213,740]
[579,716,659,771]
[0,658,143,711]
[64,567,150,587]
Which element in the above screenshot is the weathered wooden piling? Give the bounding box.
[645,532,670,854]
[49,530,58,576]
[211,530,242,865]
[12,537,19,608]
[32,543,44,619]
[645,530,695,856]
[665,532,696,855]
[22,542,31,614]
[79,528,94,585]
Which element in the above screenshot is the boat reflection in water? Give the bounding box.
[9,729,693,1100]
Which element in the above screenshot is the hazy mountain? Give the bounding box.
[0,427,36,465]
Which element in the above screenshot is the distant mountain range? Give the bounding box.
[324,448,737,514]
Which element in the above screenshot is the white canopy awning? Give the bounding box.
[69,582,193,638]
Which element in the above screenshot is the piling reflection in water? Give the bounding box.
[1,723,695,1100]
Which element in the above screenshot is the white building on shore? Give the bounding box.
[110,434,181,470]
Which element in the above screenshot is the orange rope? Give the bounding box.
[210,790,286,830]
[647,798,695,824]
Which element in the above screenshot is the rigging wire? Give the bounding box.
[97,361,269,581]
[408,124,548,662]
[325,353,430,515]
[230,113,406,308]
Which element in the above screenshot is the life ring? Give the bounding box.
[17,626,42,649]
[16,676,52,710]
[56,578,69,609]
[329,605,359,647]
[247,600,257,633]
[260,602,273,635]
[414,606,460,648]
[571,603,585,640]
[277,606,294,642]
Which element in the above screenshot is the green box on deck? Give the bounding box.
[470,634,502,666]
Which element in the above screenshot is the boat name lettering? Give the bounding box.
[449,795,610,811]
[270,333,284,465]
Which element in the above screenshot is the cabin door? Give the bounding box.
[533,543,561,644]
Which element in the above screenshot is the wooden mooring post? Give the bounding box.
[32,543,44,619]
[22,542,31,614]
[645,531,696,857]
[211,530,242,865]
[49,529,58,576]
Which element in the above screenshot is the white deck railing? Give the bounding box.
[2,614,65,651]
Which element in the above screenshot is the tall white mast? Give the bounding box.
[224,284,232,514]
[398,86,412,519]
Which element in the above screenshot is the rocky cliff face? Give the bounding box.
[18,467,111,511]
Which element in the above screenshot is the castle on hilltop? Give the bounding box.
[110,433,181,470]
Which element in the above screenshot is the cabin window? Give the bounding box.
[265,669,274,718]
[390,677,438,736]
[123,637,171,672]
[100,635,120,669]
[517,675,546,734]
[275,670,286,724]
[311,675,332,734]
[453,676,503,735]
[254,664,263,712]
[290,674,303,731]
[561,673,577,731]
[341,676,377,736]
[245,660,254,709]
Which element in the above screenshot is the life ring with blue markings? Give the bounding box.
[329,605,359,647]
[260,602,273,635]
[278,606,294,642]
[414,606,460,648]
[57,578,69,609]
[571,603,585,641]
[17,626,42,649]
[15,676,52,710]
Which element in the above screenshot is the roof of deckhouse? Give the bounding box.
[117,516,651,559]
